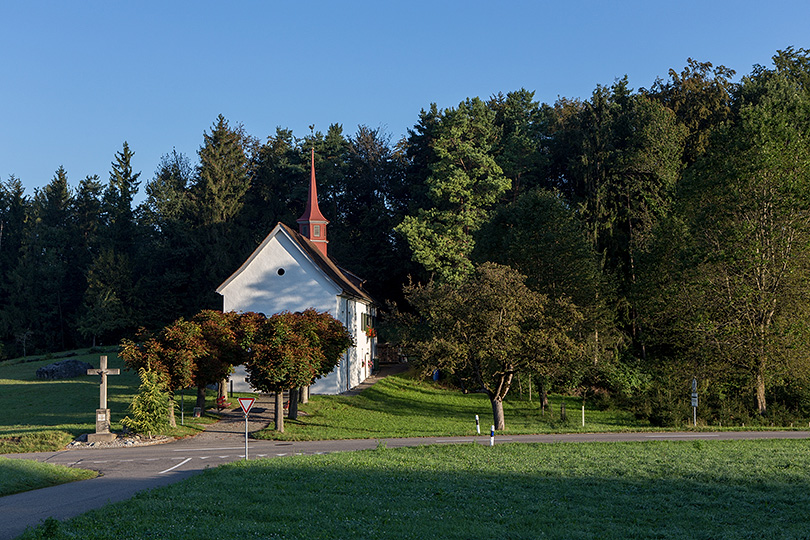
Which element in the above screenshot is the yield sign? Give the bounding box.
[238,397,256,415]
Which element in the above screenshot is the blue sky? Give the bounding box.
[1,1,808,200]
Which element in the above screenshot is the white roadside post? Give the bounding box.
[490,425,495,447]
[691,378,699,427]
[238,397,256,460]
[475,414,480,434]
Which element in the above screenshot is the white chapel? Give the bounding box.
[216,150,377,394]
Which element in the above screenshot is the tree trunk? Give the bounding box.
[491,397,505,431]
[168,392,177,427]
[756,320,768,415]
[288,388,299,419]
[218,378,227,400]
[274,392,284,432]
[300,385,309,404]
[540,380,549,408]
[756,359,767,415]
[196,385,206,411]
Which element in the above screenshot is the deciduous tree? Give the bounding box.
[120,318,207,426]
[406,263,581,430]
[246,309,352,432]
[475,189,617,372]
[640,48,810,415]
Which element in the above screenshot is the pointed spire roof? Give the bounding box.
[297,148,329,225]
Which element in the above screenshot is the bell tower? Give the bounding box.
[297,148,329,256]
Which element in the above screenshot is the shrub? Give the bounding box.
[632,377,691,427]
[122,368,170,437]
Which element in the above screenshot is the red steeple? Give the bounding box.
[297,148,329,256]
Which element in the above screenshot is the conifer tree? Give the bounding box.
[122,368,170,438]
[397,98,510,283]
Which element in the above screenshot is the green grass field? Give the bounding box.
[257,372,671,441]
[0,349,220,453]
[6,354,810,538]
[0,457,96,497]
[18,439,810,539]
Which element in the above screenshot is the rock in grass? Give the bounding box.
[36,359,94,380]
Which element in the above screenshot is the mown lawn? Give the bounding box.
[19,439,810,539]
[0,456,96,497]
[256,372,653,441]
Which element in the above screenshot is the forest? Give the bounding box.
[2,48,809,424]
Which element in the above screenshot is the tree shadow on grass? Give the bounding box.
[24,445,810,540]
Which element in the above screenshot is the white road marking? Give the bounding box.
[159,458,192,474]
[173,447,244,452]
[646,434,720,439]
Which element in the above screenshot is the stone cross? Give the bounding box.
[86,355,120,441]
[87,355,120,410]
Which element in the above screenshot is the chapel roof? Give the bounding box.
[278,222,376,305]
[216,222,376,306]
[296,148,329,225]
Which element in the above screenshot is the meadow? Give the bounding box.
[256,372,654,441]
[0,349,218,453]
[0,457,96,497]
[18,439,810,539]
[5,354,810,539]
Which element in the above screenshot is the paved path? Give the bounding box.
[2,366,809,539]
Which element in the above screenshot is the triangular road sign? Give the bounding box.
[238,397,256,415]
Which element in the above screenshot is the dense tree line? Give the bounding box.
[3,48,809,424]
[0,117,414,357]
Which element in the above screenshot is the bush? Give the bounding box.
[632,378,691,427]
[122,368,170,437]
[587,388,613,411]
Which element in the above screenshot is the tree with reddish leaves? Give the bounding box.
[191,310,248,410]
[122,309,351,432]
[120,318,206,427]
[246,309,352,432]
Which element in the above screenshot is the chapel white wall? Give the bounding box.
[220,232,339,316]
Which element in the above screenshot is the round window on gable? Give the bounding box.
[277,268,286,276]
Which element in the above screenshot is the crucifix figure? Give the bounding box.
[86,355,120,442]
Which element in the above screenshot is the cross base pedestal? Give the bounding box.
[86,408,116,442]
[95,408,111,432]
[87,431,117,443]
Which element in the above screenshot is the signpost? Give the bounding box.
[691,378,698,427]
[238,397,255,460]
